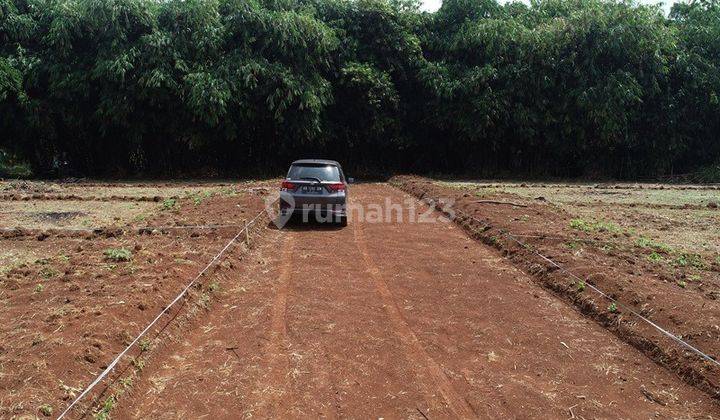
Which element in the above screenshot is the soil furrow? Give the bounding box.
[252,234,296,414]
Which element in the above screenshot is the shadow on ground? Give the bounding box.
[267,215,345,231]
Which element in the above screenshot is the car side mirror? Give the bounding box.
[348,177,355,184]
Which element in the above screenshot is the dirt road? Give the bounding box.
[115,184,718,418]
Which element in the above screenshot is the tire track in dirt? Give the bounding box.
[252,234,296,415]
[352,219,481,418]
[271,216,453,418]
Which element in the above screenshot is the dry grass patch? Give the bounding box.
[0,200,157,229]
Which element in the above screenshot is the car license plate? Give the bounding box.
[301,186,323,193]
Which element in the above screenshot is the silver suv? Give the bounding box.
[279,159,352,226]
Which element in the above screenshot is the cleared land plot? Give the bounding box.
[114,183,718,418]
[0,181,271,418]
[446,181,720,254]
[0,200,158,229]
[0,180,245,200]
[397,176,720,400]
[3,179,719,418]
[0,180,271,231]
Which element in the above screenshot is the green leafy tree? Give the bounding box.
[0,0,718,178]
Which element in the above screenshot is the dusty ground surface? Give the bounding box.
[0,180,252,230]
[445,181,720,254]
[393,176,720,401]
[0,180,273,418]
[113,184,718,418]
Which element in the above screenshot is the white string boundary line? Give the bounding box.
[56,207,271,420]
[444,203,720,369]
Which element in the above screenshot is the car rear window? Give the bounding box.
[287,164,341,182]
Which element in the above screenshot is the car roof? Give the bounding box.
[291,159,341,167]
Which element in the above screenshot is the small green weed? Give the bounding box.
[635,237,673,253]
[207,281,220,292]
[570,219,621,234]
[677,280,687,288]
[138,338,151,352]
[570,219,591,232]
[674,253,705,269]
[595,221,621,233]
[636,237,652,247]
[34,284,44,293]
[119,376,133,388]
[576,280,586,292]
[131,357,145,372]
[647,252,664,263]
[104,248,132,262]
[608,302,617,313]
[565,241,579,250]
[198,292,210,308]
[95,396,115,420]
[39,404,53,417]
[161,198,178,211]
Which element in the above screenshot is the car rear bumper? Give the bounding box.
[280,205,347,217]
[279,191,347,217]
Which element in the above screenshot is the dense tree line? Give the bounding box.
[0,0,718,178]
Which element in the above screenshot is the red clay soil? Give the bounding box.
[392,175,720,401]
[113,184,718,418]
[0,185,270,418]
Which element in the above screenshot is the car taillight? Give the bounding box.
[327,183,345,191]
[281,181,295,190]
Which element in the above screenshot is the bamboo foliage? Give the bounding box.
[0,0,718,177]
